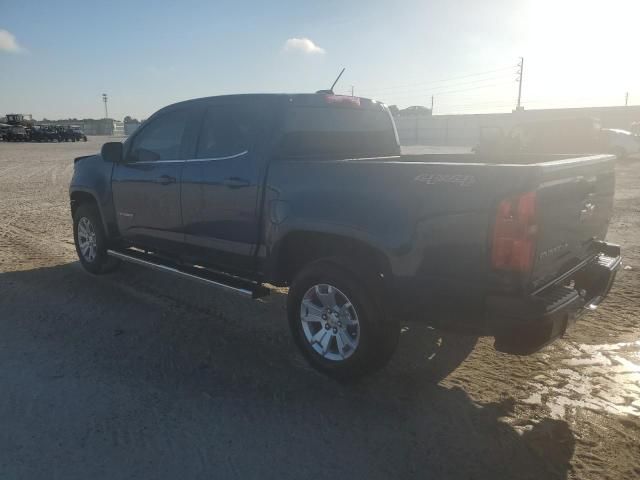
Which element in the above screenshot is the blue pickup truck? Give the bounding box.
[70,93,621,380]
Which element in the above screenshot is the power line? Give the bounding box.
[436,96,631,114]
[515,57,524,110]
[102,93,109,119]
[361,74,514,97]
[359,66,514,94]
[374,80,513,101]
[431,100,515,108]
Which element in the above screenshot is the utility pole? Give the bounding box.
[625,92,629,106]
[516,57,524,111]
[351,85,354,97]
[102,93,109,119]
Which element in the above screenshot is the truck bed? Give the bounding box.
[267,152,616,299]
[400,146,598,165]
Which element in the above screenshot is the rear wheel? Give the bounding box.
[73,204,120,274]
[288,259,399,381]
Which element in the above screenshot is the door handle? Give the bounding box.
[155,174,176,185]
[223,176,250,189]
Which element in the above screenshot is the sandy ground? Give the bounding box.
[0,137,638,480]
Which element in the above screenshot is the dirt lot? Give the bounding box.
[0,137,638,480]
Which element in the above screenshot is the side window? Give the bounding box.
[196,106,252,159]
[127,108,189,162]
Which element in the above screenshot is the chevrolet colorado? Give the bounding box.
[70,93,621,380]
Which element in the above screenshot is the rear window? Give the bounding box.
[279,103,399,159]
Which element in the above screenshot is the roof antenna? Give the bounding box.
[316,67,345,94]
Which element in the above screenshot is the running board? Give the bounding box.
[106,248,269,299]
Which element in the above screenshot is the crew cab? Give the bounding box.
[69,93,621,380]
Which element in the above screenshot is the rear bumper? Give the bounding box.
[487,242,621,355]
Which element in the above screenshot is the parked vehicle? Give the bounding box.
[4,125,30,142]
[70,93,621,380]
[0,123,11,141]
[399,105,432,116]
[29,125,57,142]
[474,118,609,156]
[56,126,73,142]
[5,113,33,125]
[69,125,88,142]
[4,113,33,142]
[600,128,640,159]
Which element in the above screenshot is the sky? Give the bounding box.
[0,0,637,120]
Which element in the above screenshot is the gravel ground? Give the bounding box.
[0,137,638,480]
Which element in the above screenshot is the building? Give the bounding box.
[80,119,124,136]
[124,121,141,136]
[394,105,640,146]
[37,118,125,136]
[112,120,125,136]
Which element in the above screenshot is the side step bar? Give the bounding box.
[107,248,269,299]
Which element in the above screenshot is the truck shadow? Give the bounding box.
[0,262,575,479]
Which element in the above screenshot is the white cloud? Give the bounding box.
[283,37,325,55]
[0,29,24,53]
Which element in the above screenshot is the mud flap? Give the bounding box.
[494,312,570,355]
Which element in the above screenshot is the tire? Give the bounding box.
[288,258,400,381]
[73,204,120,274]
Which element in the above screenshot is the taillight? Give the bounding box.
[324,95,361,107]
[491,191,537,272]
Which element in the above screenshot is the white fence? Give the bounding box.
[393,105,640,146]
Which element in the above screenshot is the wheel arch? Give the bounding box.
[69,188,110,236]
[269,229,392,286]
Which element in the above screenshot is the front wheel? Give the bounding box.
[288,259,399,381]
[73,204,120,274]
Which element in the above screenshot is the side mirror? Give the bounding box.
[101,142,123,163]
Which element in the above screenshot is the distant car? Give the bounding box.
[70,125,88,142]
[30,125,55,142]
[601,128,640,159]
[399,105,432,116]
[58,125,87,142]
[0,123,11,141]
[4,125,29,142]
[474,118,606,155]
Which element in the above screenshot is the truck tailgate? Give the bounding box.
[529,155,616,291]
